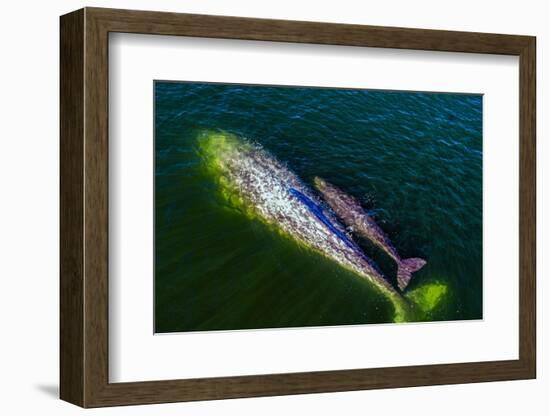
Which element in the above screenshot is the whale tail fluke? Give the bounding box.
[397,258,427,291]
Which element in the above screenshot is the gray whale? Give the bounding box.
[199,130,410,320]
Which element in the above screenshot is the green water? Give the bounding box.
[154,81,483,333]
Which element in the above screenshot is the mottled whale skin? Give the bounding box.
[314,177,426,291]
[199,131,409,319]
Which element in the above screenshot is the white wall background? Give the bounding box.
[0,0,545,414]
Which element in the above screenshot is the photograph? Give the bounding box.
[154,81,483,333]
[0,0,540,412]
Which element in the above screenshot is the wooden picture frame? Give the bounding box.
[60,7,536,408]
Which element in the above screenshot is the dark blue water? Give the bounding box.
[155,81,482,333]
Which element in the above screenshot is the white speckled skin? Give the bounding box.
[211,138,399,297]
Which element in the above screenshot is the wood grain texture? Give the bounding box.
[518,38,536,376]
[59,7,537,408]
[83,10,110,406]
[89,7,532,54]
[59,8,84,407]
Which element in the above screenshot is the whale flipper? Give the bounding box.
[397,258,426,291]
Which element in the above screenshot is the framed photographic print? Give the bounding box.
[60,7,536,407]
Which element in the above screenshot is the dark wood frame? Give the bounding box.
[60,7,536,408]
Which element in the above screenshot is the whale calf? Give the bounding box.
[198,131,410,319]
[314,177,426,291]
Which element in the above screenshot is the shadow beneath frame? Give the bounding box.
[35,384,59,399]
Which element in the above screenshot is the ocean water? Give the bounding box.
[154,81,482,333]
